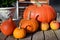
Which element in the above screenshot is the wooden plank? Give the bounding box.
[19,34,32,40]
[0,32,6,40]
[44,30,57,40]
[54,29,60,40]
[56,12,60,22]
[6,35,16,40]
[32,31,44,40]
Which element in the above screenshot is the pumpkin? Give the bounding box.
[23,3,56,23]
[50,20,59,30]
[41,22,49,31]
[0,24,1,31]
[13,27,26,39]
[1,18,16,36]
[19,12,39,33]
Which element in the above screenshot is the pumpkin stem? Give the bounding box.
[19,26,20,29]
[19,24,21,29]
[27,11,31,20]
[8,18,12,21]
[36,15,39,20]
[34,0,41,6]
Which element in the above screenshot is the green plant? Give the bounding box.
[0,0,16,7]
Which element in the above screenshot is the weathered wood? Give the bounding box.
[6,35,16,40]
[32,31,44,40]
[44,30,57,40]
[54,29,60,40]
[19,34,32,40]
[0,32,6,40]
[56,12,60,22]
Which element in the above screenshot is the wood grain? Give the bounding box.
[44,30,57,40]
[19,34,32,40]
[54,29,60,40]
[6,35,16,40]
[0,32,6,40]
[32,31,44,40]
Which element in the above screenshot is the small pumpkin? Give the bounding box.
[19,12,39,33]
[50,20,60,30]
[13,27,26,39]
[23,1,56,23]
[1,18,16,36]
[41,22,49,31]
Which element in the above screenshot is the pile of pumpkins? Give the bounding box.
[0,1,60,39]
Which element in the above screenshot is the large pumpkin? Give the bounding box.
[23,4,56,23]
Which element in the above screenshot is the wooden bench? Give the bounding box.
[0,29,60,40]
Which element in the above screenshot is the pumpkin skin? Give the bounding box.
[0,24,1,31]
[19,19,39,33]
[1,18,16,36]
[23,4,56,23]
[13,28,26,39]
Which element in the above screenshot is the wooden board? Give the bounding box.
[1,30,60,40]
[44,30,57,40]
[0,32,16,40]
[0,32,6,40]
[32,31,44,40]
[56,12,60,22]
[6,35,16,40]
[19,34,32,40]
[54,29,60,40]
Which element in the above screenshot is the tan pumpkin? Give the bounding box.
[41,22,49,31]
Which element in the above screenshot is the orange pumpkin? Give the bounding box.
[19,12,39,33]
[23,4,56,23]
[1,18,16,36]
[13,27,26,39]
[0,25,1,31]
[19,19,39,33]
